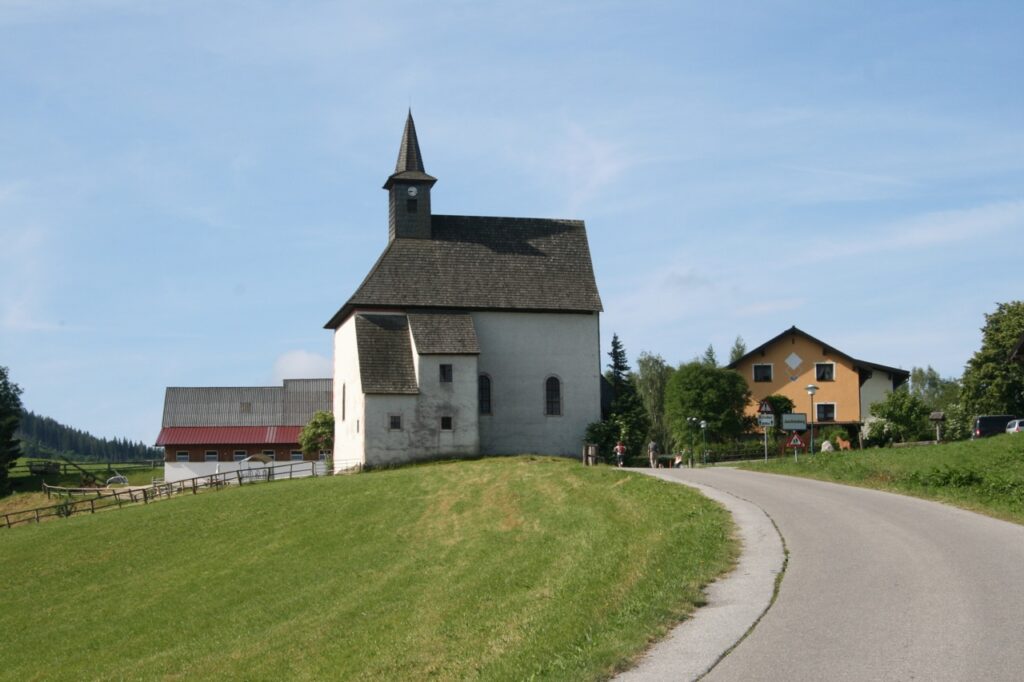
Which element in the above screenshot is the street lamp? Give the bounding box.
[700,420,708,464]
[687,417,699,466]
[806,384,818,455]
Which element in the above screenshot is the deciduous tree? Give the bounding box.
[664,362,752,448]
[635,352,674,451]
[960,301,1024,418]
[300,410,334,458]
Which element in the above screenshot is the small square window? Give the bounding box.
[176,452,189,463]
[817,404,836,421]
[204,451,218,462]
[816,363,835,381]
[389,414,402,430]
[441,416,453,431]
[263,450,276,461]
[233,451,247,462]
[753,364,772,382]
[440,364,453,383]
[290,451,303,461]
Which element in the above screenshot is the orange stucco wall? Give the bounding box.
[733,331,862,424]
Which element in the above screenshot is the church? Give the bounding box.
[324,113,604,471]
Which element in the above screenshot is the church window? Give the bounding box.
[440,364,453,383]
[342,384,346,421]
[389,414,402,430]
[407,198,418,213]
[478,374,492,415]
[545,377,562,416]
[441,416,453,430]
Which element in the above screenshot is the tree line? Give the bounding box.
[16,410,163,463]
[588,300,1024,459]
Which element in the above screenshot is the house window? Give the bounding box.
[204,451,218,462]
[176,451,189,462]
[816,362,835,382]
[816,403,836,422]
[290,451,303,461]
[753,364,773,382]
[479,374,492,415]
[389,414,403,430]
[441,416,453,431]
[440,364,453,383]
[263,450,276,461]
[233,451,247,462]
[545,376,562,416]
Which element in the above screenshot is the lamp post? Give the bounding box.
[806,384,818,455]
[687,417,698,467]
[700,420,708,464]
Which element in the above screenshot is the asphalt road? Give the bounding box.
[641,468,1024,681]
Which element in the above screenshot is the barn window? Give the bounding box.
[441,416,453,431]
[440,364,453,383]
[290,451,303,461]
[204,451,218,462]
[240,402,252,414]
[233,450,247,462]
[478,374,492,415]
[753,364,773,382]
[263,450,275,460]
[545,376,562,416]
[176,451,189,462]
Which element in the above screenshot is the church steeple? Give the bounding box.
[384,110,436,242]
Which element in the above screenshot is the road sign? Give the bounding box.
[782,413,807,431]
[758,400,774,414]
[787,432,807,449]
[758,414,775,427]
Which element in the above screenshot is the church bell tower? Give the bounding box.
[384,110,437,241]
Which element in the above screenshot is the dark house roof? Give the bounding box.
[727,326,910,387]
[161,379,332,428]
[408,312,480,354]
[355,314,419,394]
[326,215,602,328]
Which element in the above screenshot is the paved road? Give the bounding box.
[642,468,1024,681]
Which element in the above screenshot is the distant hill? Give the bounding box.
[16,410,162,462]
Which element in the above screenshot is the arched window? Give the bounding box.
[545,376,562,416]
[479,374,492,415]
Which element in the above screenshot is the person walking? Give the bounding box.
[648,440,658,468]
[613,441,627,467]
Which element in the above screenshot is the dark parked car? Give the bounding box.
[972,415,1019,439]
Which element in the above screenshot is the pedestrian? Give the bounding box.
[613,440,626,467]
[647,440,658,468]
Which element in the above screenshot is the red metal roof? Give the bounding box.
[155,426,303,446]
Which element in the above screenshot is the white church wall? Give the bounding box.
[333,316,366,472]
[364,354,480,466]
[473,311,600,456]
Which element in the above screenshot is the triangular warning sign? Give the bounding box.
[758,400,774,414]
[788,433,806,448]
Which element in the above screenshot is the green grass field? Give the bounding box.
[739,435,1024,524]
[0,456,736,681]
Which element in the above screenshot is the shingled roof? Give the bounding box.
[408,312,480,354]
[325,214,602,328]
[161,379,332,428]
[355,314,419,394]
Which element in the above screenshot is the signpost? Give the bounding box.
[787,431,807,462]
[781,413,807,431]
[758,401,774,461]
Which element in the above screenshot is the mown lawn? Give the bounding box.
[0,456,736,681]
[739,435,1024,524]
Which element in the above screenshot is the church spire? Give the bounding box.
[385,110,436,241]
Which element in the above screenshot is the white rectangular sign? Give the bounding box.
[758,414,775,427]
[782,413,807,431]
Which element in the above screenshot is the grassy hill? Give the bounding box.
[739,435,1024,524]
[0,456,736,680]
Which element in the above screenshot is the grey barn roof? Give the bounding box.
[408,312,480,354]
[325,214,603,329]
[162,378,332,427]
[355,314,419,394]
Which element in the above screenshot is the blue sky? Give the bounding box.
[2,1,1022,443]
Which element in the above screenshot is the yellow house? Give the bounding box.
[728,326,909,436]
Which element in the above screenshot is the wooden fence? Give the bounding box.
[3,461,323,530]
